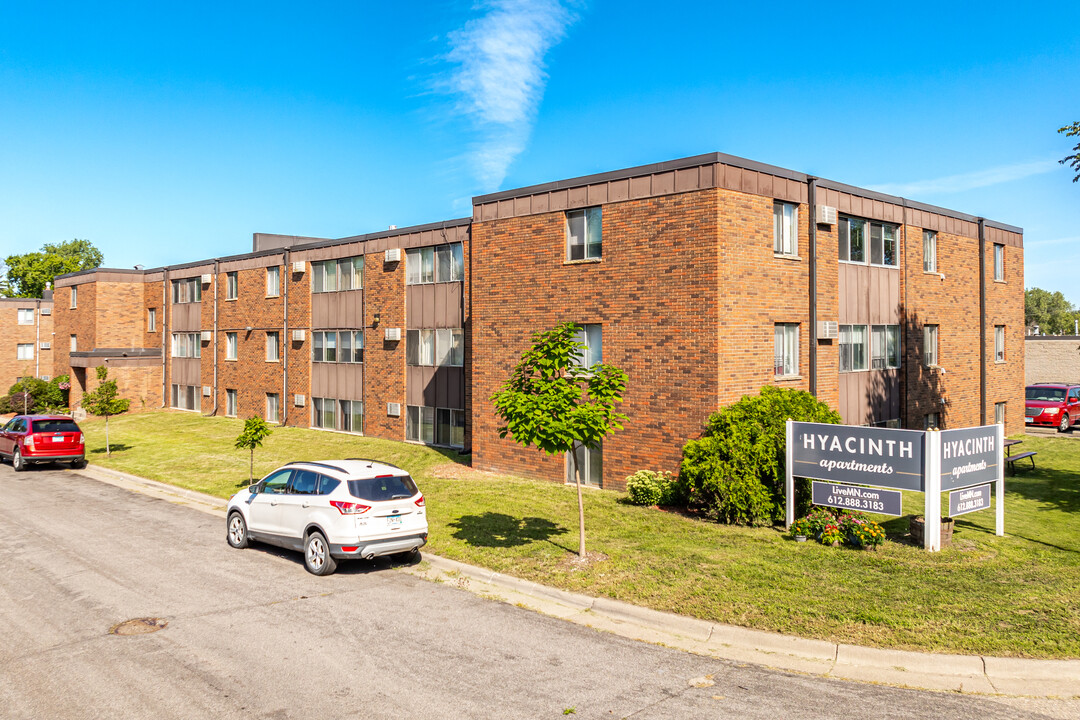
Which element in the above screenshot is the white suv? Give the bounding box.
[225,459,428,575]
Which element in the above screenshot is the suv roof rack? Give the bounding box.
[345,458,404,470]
[286,461,347,473]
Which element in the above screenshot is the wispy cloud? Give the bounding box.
[445,0,576,191]
[867,159,1060,197]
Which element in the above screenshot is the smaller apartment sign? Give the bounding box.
[939,426,999,491]
[790,422,925,492]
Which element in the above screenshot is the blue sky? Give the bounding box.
[2,1,1078,303]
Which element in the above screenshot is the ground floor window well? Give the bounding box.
[406,405,464,448]
[312,397,364,434]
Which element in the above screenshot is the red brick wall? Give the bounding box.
[0,301,53,391]
[984,240,1025,434]
[364,250,406,440]
[286,262,311,428]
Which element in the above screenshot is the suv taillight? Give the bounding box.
[77,433,84,445]
[330,500,371,515]
[25,434,36,450]
[414,495,425,508]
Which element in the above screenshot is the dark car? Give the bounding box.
[1025,383,1080,432]
[0,415,86,471]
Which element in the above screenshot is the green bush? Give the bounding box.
[7,378,65,413]
[678,386,841,526]
[625,470,683,506]
[0,394,11,414]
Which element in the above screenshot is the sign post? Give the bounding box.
[785,419,795,529]
[924,430,941,551]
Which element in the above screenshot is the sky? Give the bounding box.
[1,1,1078,303]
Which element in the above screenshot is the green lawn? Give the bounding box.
[77,412,1080,658]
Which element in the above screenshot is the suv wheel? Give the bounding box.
[1059,413,1071,433]
[304,531,337,576]
[12,449,25,472]
[227,512,250,548]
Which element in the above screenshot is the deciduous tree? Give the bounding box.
[1061,122,1080,183]
[81,366,131,457]
[235,416,273,483]
[1025,287,1076,335]
[3,239,104,298]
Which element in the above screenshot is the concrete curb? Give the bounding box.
[73,463,1080,698]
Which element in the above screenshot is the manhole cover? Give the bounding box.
[109,617,168,636]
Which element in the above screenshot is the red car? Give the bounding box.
[1025,383,1080,432]
[0,415,86,471]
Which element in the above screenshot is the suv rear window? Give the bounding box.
[32,420,80,433]
[1026,387,1066,401]
[348,475,418,502]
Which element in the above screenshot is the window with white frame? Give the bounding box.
[70,286,78,308]
[17,308,33,325]
[923,325,939,367]
[171,278,201,304]
[566,207,602,261]
[266,393,280,423]
[16,343,34,360]
[774,323,798,377]
[147,308,156,332]
[171,332,201,358]
[993,243,1005,281]
[566,441,602,487]
[573,324,602,368]
[839,217,897,266]
[405,244,464,285]
[226,332,238,360]
[995,325,1005,362]
[870,325,901,369]
[923,230,937,273]
[839,324,869,372]
[266,332,279,362]
[226,272,238,300]
[405,405,464,448]
[266,267,281,297]
[406,328,463,367]
[312,397,364,434]
[994,402,1006,425]
[171,384,201,412]
[312,330,364,363]
[773,202,798,256]
[70,335,77,352]
[312,257,364,293]
[226,389,237,417]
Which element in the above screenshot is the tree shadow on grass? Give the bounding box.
[448,512,570,551]
[90,444,132,454]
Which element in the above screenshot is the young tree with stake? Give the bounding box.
[235,416,273,483]
[81,365,131,457]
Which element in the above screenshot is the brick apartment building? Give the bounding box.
[38,151,1024,491]
[0,293,54,393]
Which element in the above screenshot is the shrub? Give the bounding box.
[851,521,885,547]
[7,378,64,412]
[0,394,11,414]
[678,386,841,526]
[625,470,684,506]
[819,523,844,545]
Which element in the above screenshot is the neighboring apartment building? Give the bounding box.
[0,293,54,392]
[43,151,1024,491]
[1025,335,1080,385]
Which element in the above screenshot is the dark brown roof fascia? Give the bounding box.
[70,348,162,358]
[331,217,472,245]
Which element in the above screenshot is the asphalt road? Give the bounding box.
[0,463,1066,720]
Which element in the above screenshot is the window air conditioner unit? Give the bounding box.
[292,329,306,342]
[387,402,401,417]
[202,386,212,397]
[384,327,401,341]
[294,394,305,407]
[40,342,51,349]
[816,205,837,226]
[384,248,401,263]
[292,261,305,273]
[200,274,212,284]
[818,321,839,340]
[201,330,213,341]
[40,307,52,315]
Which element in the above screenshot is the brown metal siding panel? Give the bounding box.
[172,358,200,386]
[654,171,675,195]
[675,168,699,193]
[699,164,715,188]
[587,183,608,206]
[567,186,588,208]
[629,176,651,199]
[172,303,201,331]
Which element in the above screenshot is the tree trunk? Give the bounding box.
[105,414,111,457]
[250,447,254,483]
[570,448,585,557]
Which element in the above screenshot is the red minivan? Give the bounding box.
[0,415,86,471]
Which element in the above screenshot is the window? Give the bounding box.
[406,328,463,367]
[226,332,238,360]
[226,272,238,300]
[313,331,364,363]
[266,393,280,423]
[995,325,1005,362]
[924,412,940,430]
[406,405,463,447]
[566,441,602,487]
[170,384,201,412]
[16,343,34,360]
[406,405,435,444]
[171,278,201,304]
[266,332,279,362]
[994,402,1006,425]
[70,335,77,352]
[313,397,336,430]
[70,286,78,308]
[312,257,364,293]
[226,389,237,417]
[923,231,937,273]
[17,308,33,325]
[573,324,602,368]
[171,332,201,358]
[923,325,939,367]
[266,267,280,297]
[566,207,602,261]
[870,325,901,369]
[40,375,50,382]
[406,244,463,285]
[774,324,799,377]
[839,217,897,266]
[839,325,869,372]
[993,244,1004,281]
[147,308,156,332]
[340,399,364,434]
[773,202,798,256]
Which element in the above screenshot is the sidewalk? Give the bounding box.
[76,463,1080,699]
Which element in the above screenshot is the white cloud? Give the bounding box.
[446,0,575,191]
[867,159,1060,197]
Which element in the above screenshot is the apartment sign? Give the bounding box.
[790,422,925,492]
[939,426,999,490]
[949,484,992,517]
[811,481,903,516]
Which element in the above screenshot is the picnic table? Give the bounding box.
[1004,438,1036,475]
